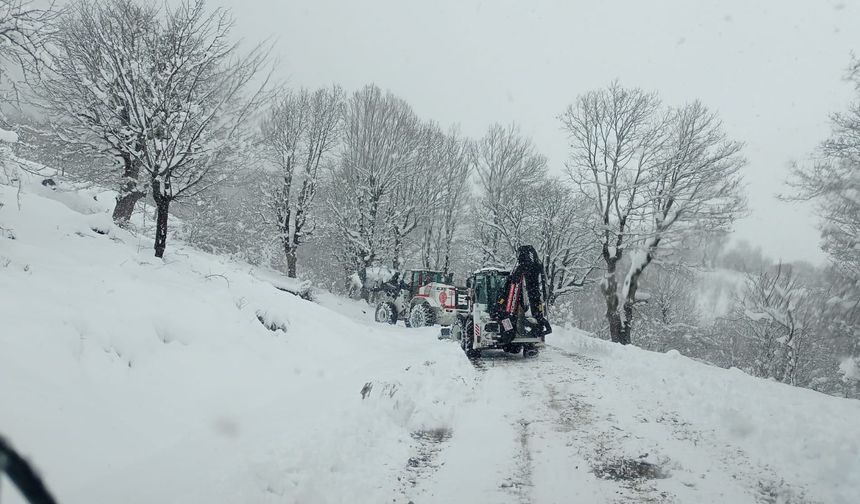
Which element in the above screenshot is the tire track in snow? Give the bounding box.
[527,347,672,504]
[395,428,453,502]
[410,346,665,503]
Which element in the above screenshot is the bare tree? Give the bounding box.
[529,179,598,306]
[261,85,343,277]
[143,1,270,258]
[384,121,441,270]
[561,82,746,344]
[38,0,269,257]
[419,127,473,275]
[480,174,597,305]
[474,122,546,265]
[329,84,420,294]
[35,0,156,224]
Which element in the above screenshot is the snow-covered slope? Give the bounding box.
[0,179,475,504]
[2,177,859,504]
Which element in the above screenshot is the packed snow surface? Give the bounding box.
[2,178,859,504]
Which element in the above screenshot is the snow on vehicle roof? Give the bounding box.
[474,266,510,274]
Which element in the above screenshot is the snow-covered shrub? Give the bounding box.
[174,169,278,268]
[634,265,701,353]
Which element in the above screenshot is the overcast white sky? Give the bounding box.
[215,0,858,264]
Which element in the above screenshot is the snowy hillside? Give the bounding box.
[0,178,474,503]
[2,179,860,504]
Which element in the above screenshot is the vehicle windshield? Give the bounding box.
[412,271,452,286]
[474,271,508,305]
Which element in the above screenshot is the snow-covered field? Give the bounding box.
[2,177,860,504]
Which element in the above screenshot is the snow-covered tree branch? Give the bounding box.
[738,263,809,385]
[0,0,57,109]
[329,84,420,295]
[419,127,472,275]
[261,85,343,277]
[561,82,746,344]
[474,122,546,266]
[36,0,271,257]
[784,55,860,388]
[34,0,157,224]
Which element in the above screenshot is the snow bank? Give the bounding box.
[250,266,313,299]
[0,180,476,504]
[0,127,18,143]
[551,328,860,504]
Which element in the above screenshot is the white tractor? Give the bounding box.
[374,269,468,328]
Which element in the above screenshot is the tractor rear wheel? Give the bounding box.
[409,302,436,327]
[374,301,398,324]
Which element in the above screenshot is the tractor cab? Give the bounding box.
[406,270,454,297]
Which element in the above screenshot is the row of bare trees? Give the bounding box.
[2,0,856,402]
[0,0,750,342]
[13,0,849,368]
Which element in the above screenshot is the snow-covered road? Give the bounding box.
[396,342,838,504]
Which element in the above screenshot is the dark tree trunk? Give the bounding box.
[607,308,624,343]
[602,256,627,345]
[285,244,298,278]
[113,191,144,224]
[604,282,623,343]
[154,198,170,258]
[358,264,370,301]
[620,298,634,345]
[112,156,144,225]
[392,234,403,271]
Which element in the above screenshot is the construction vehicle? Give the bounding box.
[442,246,552,358]
[373,269,468,327]
[441,267,548,358]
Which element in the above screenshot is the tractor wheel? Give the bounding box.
[409,302,436,327]
[460,319,473,351]
[374,301,398,324]
[462,319,481,359]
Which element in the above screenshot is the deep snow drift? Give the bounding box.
[2,174,859,504]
